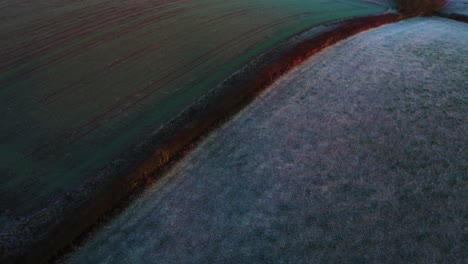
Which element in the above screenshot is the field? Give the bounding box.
[68,17,468,263]
[0,0,389,230]
[443,0,468,16]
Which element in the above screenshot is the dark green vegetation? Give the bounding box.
[0,0,388,230]
[68,18,468,263]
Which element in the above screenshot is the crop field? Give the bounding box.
[0,1,390,229]
[68,17,468,263]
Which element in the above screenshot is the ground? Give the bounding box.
[443,0,468,16]
[67,18,468,264]
[0,0,385,228]
[0,0,389,230]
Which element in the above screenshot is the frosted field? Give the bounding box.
[68,18,467,264]
[0,0,389,228]
[443,0,468,16]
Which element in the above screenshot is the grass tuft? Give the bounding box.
[395,0,448,15]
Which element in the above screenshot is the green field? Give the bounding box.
[0,0,389,228]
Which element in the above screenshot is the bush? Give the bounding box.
[395,0,448,15]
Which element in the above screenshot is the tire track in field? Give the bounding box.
[28,13,313,158]
[35,6,264,107]
[1,5,135,68]
[39,21,274,187]
[0,0,196,73]
[0,6,265,140]
[2,0,191,46]
[0,3,257,135]
[0,0,187,70]
[0,1,227,105]
[1,0,187,54]
[0,1,220,87]
[0,0,114,34]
